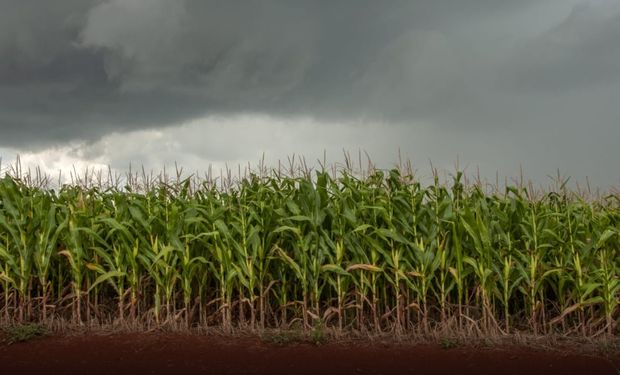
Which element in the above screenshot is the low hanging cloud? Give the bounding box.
[490,4,619,104]
[1,0,543,146]
[0,0,619,187]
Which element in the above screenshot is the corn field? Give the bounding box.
[0,162,619,337]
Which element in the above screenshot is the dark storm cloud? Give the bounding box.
[0,0,550,148]
[0,0,620,178]
[501,2,620,93]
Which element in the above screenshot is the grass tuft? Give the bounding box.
[311,321,327,346]
[260,330,304,346]
[440,338,458,350]
[2,323,49,345]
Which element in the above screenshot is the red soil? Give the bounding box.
[0,333,618,375]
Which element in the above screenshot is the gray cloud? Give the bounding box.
[1,0,619,187]
[501,2,620,93]
[1,0,546,146]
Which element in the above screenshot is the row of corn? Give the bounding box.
[0,168,618,336]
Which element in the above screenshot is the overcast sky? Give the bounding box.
[1,0,619,189]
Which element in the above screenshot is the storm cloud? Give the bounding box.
[0,0,619,187]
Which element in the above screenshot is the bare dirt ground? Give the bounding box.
[0,332,618,375]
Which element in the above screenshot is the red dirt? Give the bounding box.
[1,333,618,375]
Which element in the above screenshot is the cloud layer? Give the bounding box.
[1,0,619,187]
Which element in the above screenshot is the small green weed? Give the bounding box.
[440,338,458,350]
[2,323,48,345]
[310,321,327,346]
[261,330,303,346]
